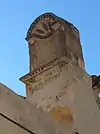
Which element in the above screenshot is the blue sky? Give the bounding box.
[0,0,100,96]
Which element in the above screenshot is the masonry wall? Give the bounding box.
[0,115,28,134]
[0,83,71,134]
[27,57,100,134]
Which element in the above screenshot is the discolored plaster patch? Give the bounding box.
[49,106,73,129]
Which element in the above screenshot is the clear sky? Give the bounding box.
[0,0,100,96]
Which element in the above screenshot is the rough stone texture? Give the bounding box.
[27,55,100,134]
[25,12,84,72]
[0,83,72,134]
[19,12,100,134]
[1,12,100,134]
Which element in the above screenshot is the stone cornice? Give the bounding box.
[19,56,69,84]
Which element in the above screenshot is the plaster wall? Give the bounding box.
[0,83,71,134]
[27,60,100,134]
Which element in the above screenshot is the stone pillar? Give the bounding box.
[19,12,100,134]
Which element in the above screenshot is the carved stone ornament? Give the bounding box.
[26,12,79,41]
